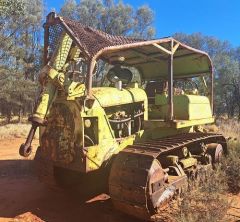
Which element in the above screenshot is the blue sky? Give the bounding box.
[46,0,240,47]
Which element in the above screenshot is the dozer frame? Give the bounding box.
[19,12,227,220]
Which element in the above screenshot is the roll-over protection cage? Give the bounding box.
[43,12,214,121]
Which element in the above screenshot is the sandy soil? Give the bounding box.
[0,138,240,222]
[0,138,141,222]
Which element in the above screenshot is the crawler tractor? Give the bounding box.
[20,12,227,220]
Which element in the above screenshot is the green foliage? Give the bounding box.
[0,0,43,122]
[60,0,155,39]
[0,0,25,17]
[1,0,240,123]
[0,0,154,122]
[133,5,155,39]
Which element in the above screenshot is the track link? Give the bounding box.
[109,133,227,220]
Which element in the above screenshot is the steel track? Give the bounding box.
[109,132,227,220]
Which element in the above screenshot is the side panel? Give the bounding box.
[151,94,212,120]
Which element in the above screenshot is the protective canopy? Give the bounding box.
[99,40,212,80]
[45,12,213,80]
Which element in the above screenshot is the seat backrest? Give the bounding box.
[145,81,166,104]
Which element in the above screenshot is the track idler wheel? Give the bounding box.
[207,143,224,164]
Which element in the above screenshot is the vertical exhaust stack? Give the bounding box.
[115,80,122,91]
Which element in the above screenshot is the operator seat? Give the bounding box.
[145,81,167,104]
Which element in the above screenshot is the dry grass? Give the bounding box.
[217,118,240,141]
[0,123,39,140]
[218,119,240,193]
[171,119,240,222]
[172,165,230,222]
[223,141,240,194]
[0,116,29,126]
[172,140,240,221]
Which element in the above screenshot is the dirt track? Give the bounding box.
[0,138,141,222]
[0,138,240,222]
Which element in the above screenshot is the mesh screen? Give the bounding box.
[48,23,64,60]
[46,16,143,60]
[63,17,142,58]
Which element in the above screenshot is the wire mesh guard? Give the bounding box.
[48,23,64,61]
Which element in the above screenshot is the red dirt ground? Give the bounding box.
[0,138,141,222]
[0,138,240,222]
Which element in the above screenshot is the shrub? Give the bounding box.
[222,141,240,194]
[0,123,39,140]
[172,165,229,222]
[172,141,240,222]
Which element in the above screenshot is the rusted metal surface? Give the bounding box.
[44,12,141,61]
[127,133,227,157]
[109,132,227,220]
[19,123,38,157]
[211,65,214,113]
[40,103,76,164]
[168,40,174,121]
[43,24,49,65]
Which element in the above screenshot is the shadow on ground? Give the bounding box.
[0,159,140,222]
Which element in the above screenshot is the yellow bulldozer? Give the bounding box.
[19,12,227,220]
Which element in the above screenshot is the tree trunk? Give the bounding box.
[18,107,23,123]
[7,112,11,124]
[238,104,240,120]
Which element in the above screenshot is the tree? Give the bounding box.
[0,0,43,122]
[59,0,78,20]
[133,5,155,39]
[60,0,155,39]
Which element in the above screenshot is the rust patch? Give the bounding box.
[41,103,76,164]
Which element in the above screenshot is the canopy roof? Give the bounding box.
[44,12,213,80]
